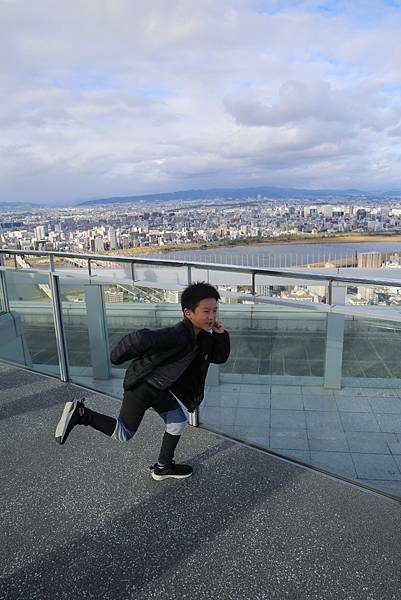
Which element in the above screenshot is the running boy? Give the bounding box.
[55,282,230,480]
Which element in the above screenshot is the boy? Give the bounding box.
[55,282,230,481]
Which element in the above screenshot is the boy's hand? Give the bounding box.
[212,321,225,334]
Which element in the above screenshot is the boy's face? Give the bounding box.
[184,298,218,334]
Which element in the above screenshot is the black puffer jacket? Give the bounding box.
[110,318,230,412]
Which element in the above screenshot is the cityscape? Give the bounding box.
[3,194,401,309]
[3,195,401,256]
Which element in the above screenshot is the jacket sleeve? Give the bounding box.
[209,330,230,364]
[110,325,185,365]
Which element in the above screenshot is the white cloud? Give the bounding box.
[224,80,401,131]
[1,0,401,204]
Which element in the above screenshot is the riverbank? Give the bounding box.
[3,232,401,268]
[106,232,401,257]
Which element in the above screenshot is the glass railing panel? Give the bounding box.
[10,253,52,270]
[342,317,401,385]
[215,304,326,385]
[345,282,401,307]
[65,278,185,395]
[1,269,59,376]
[132,262,189,288]
[201,305,326,450]
[57,278,91,383]
[199,305,326,463]
[103,281,183,342]
[191,266,254,298]
[200,305,401,499]
[335,316,401,496]
[255,273,329,304]
[105,284,183,392]
[87,259,127,281]
[0,270,5,314]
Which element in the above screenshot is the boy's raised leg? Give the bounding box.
[55,398,116,444]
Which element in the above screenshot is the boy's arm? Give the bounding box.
[110,326,182,365]
[209,326,230,364]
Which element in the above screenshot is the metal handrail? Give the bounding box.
[2,247,401,288]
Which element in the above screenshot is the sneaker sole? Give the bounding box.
[55,401,76,444]
[151,471,193,481]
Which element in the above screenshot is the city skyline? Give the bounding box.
[2,1,401,206]
[3,196,401,255]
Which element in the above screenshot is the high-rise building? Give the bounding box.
[94,237,105,252]
[108,227,117,250]
[34,225,48,240]
[321,205,333,218]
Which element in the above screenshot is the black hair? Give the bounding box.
[181,281,221,311]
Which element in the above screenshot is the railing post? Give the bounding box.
[0,254,10,313]
[327,280,333,305]
[49,272,70,382]
[187,265,192,285]
[324,282,346,389]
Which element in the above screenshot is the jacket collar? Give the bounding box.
[182,317,197,343]
[182,317,211,345]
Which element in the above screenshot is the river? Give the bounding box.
[149,240,401,268]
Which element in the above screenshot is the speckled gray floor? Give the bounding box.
[1,362,401,600]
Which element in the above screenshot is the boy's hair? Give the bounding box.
[181,281,221,311]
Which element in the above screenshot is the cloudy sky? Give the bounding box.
[2,0,401,206]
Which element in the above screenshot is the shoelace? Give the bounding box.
[149,460,175,471]
[78,398,86,417]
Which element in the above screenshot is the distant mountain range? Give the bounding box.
[78,185,401,207]
[2,201,44,210]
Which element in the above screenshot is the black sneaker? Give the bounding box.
[150,460,193,481]
[55,398,86,445]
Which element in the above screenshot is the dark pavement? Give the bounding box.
[1,362,401,600]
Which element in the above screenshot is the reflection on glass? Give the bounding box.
[346,284,401,307]
[342,317,401,382]
[58,279,91,380]
[200,306,401,500]
[104,284,183,386]
[0,273,5,314]
[219,306,325,384]
[1,269,59,376]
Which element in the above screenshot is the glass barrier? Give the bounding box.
[57,278,91,382]
[256,273,328,304]
[0,271,5,314]
[200,304,401,499]
[1,269,59,376]
[342,317,401,384]
[64,279,185,395]
[345,282,401,307]
[217,305,325,385]
[103,285,183,397]
[1,255,401,499]
[190,267,329,304]
[131,262,189,289]
[191,266,253,298]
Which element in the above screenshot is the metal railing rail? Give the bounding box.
[2,248,401,288]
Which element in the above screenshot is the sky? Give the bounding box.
[2,0,401,206]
